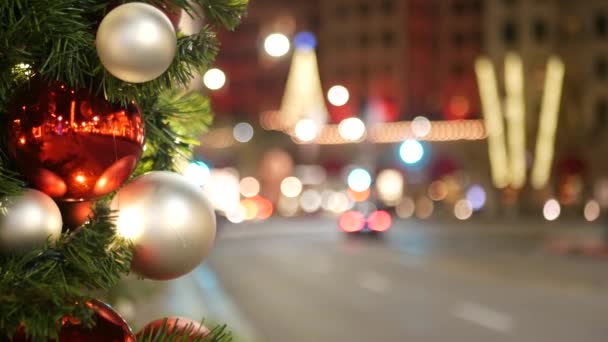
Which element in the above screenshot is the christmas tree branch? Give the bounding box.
[0,204,133,341]
[137,320,233,342]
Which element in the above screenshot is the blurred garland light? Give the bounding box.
[504,53,527,189]
[531,56,565,190]
[259,111,486,144]
[475,56,510,188]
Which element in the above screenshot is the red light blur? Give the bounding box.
[255,196,273,220]
[368,210,392,232]
[339,211,366,232]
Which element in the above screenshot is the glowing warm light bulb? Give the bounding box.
[327,85,350,106]
[203,68,226,90]
[264,33,290,57]
[338,117,366,141]
[294,119,318,142]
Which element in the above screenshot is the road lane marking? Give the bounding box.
[358,271,391,294]
[218,225,334,240]
[452,301,513,333]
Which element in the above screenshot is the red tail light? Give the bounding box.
[368,210,392,232]
[339,211,366,232]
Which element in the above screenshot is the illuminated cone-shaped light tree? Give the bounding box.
[0,0,248,341]
[279,32,328,141]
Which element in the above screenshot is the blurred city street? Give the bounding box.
[125,217,608,342]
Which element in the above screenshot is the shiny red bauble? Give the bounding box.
[137,317,209,341]
[12,300,136,341]
[6,78,144,202]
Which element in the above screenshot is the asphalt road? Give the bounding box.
[204,217,608,342]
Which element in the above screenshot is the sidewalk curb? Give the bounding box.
[193,264,258,342]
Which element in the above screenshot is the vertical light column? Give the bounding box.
[504,53,527,189]
[531,56,565,189]
[475,57,510,188]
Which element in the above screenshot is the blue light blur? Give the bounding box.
[466,185,486,211]
[185,161,211,187]
[294,32,317,50]
[399,140,424,164]
[347,168,372,192]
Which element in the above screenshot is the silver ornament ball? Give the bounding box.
[111,171,216,280]
[96,2,177,83]
[0,189,63,252]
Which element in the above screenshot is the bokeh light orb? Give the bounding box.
[264,33,290,57]
[239,177,260,198]
[204,168,240,213]
[226,204,246,224]
[294,119,318,142]
[411,116,431,138]
[338,117,366,141]
[233,122,254,143]
[184,161,211,187]
[327,85,350,106]
[280,176,303,198]
[203,68,226,90]
[428,180,448,201]
[396,197,415,218]
[584,200,600,222]
[299,189,322,213]
[376,169,404,205]
[415,197,434,219]
[347,168,372,192]
[454,199,473,220]
[399,139,424,164]
[466,185,486,211]
[543,199,561,221]
[278,195,299,217]
[339,211,365,232]
[368,210,392,232]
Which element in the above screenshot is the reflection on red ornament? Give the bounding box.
[7,78,144,201]
[12,300,135,342]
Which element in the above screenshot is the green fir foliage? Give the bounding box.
[0,0,248,340]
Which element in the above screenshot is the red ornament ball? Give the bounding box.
[137,317,209,341]
[6,79,144,202]
[12,300,136,341]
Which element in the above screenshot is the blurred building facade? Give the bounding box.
[214,0,483,123]
[483,0,608,192]
[207,0,608,212]
[210,0,320,118]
